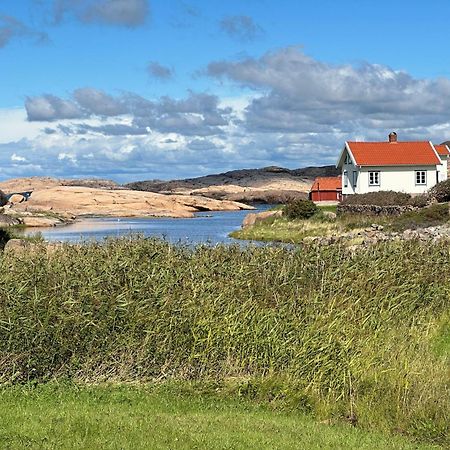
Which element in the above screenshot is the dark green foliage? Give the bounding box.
[0,229,11,249]
[0,190,8,207]
[0,238,448,444]
[342,191,414,206]
[283,199,318,219]
[428,179,450,203]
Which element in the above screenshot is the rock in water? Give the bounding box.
[21,216,62,227]
[242,210,282,228]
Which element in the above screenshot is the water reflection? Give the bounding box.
[21,205,275,245]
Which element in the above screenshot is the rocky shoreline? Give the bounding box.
[239,209,450,248]
[303,223,450,247]
[0,178,255,229]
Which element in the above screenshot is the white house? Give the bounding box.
[336,132,449,196]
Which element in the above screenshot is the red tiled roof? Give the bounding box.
[311,176,342,192]
[347,141,441,166]
[434,144,450,156]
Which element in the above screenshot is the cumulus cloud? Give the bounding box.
[0,15,48,48]
[73,88,128,116]
[75,123,149,136]
[25,95,84,121]
[25,89,232,136]
[53,0,150,27]
[147,61,174,80]
[187,139,224,151]
[207,47,450,134]
[11,47,450,182]
[219,15,263,42]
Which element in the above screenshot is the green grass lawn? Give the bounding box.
[0,384,440,450]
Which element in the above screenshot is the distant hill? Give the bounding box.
[126,165,339,192]
[126,165,339,203]
[0,177,125,193]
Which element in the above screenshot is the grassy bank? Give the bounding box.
[231,203,450,244]
[0,238,448,445]
[0,383,440,449]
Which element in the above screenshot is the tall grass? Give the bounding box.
[0,238,448,444]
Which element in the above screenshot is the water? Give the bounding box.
[22,205,275,245]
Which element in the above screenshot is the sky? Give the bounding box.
[2,0,450,182]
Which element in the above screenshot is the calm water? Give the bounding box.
[22,205,275,245]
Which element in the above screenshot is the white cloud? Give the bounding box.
[3,47,450,182]
[11,153,27,162]
[0,108,43,143]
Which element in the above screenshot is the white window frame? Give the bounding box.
[415,170,426,185]
[368,171,380,186]
[343,170,348,187]
[345,153,351,164]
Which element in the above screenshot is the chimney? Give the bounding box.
[389,131,397,143]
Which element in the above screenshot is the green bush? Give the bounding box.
[342,191,414,206]
[283,199,318,219]
[428,179,450,203]
[0,229,11,249]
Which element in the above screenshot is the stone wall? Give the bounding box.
[337,204,419,216]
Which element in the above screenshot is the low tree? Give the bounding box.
[283,199,318,219]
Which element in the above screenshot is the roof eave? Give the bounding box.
[358,163,440,167]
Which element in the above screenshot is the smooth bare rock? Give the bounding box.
[8,194,25,204]
[3,238,63,255]
[0,176,123,192]
[3,239,31,253]
[12,186,253,219]
[21,216,62,227]
[242,209,282,228]
[0,214,21,226]
[192,186,308,203]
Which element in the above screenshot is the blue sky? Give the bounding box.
[2,0,450,182]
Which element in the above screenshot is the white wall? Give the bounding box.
[437,156,448,182]
[356,166,439,194]
[341,161,359,195]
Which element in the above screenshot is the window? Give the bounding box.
[345,153,351,164]
[343,170,348,187]
[415,170,426,185]
[368,171,380,186]
[352,171,358,188]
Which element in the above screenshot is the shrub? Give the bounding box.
[0,190,7,207]
[342,191,413,206]
[0,228,11,249]
[410,194,430,208]
[283,199,318,219]
[428,179,450,203]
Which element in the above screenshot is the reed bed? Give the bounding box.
[0,237,448,444]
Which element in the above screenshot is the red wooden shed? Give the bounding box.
[310,176,342,202]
